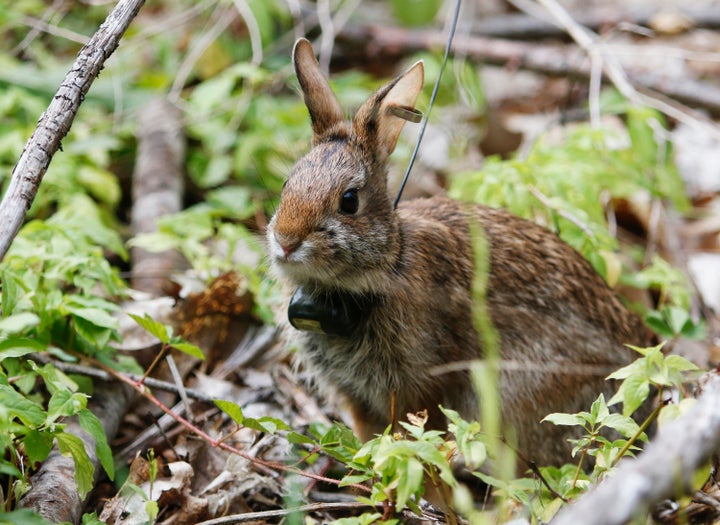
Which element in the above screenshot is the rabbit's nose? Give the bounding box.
[275,234,300,258]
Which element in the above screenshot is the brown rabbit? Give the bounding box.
[267,38,654,468]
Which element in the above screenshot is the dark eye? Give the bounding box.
[339,188,359,214]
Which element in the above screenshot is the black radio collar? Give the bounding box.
[288,286,373,337]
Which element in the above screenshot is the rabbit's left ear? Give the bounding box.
[353,61,424,163]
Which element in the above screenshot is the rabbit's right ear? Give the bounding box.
[293,38,345,141]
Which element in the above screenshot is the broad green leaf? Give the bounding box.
[242,416,291,434]
[0,384,46,426]
[286,432,314,445]
[0,337,46,361]
[541,413,585,427]
[79,408,115,481]
[664,354,699,373]
[214,399,243,425]
[81,512,105,525]
[0,459,23,478]
[608,374,650,417]
[601,413,641,438]
[127,313,170,343]
[332,513,383,525]
[29,362,78,396]
[169,340,205,361]
[0,312,40,334]
[395,457,424,510]
[24,429,55,466]
[145,500,159,522]
[339,473,374,487]
[76,165,121,207]
[65,306,119,331]
[0,509,50,525]
[47,390,87,422]
[590,394,610,422]
[56,431,94,499]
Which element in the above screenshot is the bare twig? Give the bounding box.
[231,0,263,65]
[0,0,145,263]
[168,3,235,102]
[84,353,373,494]
[195,501,377,525]
[531,0,720,138]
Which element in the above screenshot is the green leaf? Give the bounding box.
[169,340,205,361]
[608,374,650,417]
[55,431,94,499]
[665,306,690,335]
[589,394,610,422]
[541,413,585,427]
[29,362,78,396]
[81,512,105,525]
[339,473,374,486]
[0,509,51,525]
[214,399,243,425]
[65,306,119,331]
[395,457,424,510]
[664,354,699,373]
[145,500,159,522]
[0,337,46,361]
[0,384,46,427]
[24,429,55,466]
[332,513,383,525]
[601,413,641,439]
[47,390,87,423]
[78,408,114,481]
[0,312,40,334]
[127,313,170,343]
[242,415,291,434]
[286,431,314,445]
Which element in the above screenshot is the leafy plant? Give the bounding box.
[0,210,130,508]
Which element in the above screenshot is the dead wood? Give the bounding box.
[0,0,145,263]
[551,372,720,525]
[130,97,187,296]
[19,380,135,524]
[336,25,720,116]
[473,5,720,40]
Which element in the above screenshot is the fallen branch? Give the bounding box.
[19,380,135,524]
[473,5,720,39]
[551,372,720,525]
[336,24,720,124]
[130,97,187,295]
[0,0,145,262]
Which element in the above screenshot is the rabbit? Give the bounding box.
[266,38,655,469]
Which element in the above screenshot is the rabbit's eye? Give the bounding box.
[339,189,359,214]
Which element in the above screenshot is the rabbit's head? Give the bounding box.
[267,39,424,292]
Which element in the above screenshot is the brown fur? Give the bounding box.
[267,39,654,469]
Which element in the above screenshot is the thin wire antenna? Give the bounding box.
[393,0,462,209]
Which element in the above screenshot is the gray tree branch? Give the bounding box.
[0,0,146,262]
